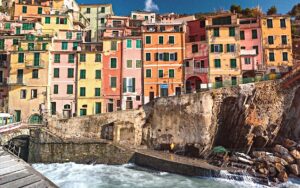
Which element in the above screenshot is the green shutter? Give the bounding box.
[136,60,141,68]
[42,43,47,50]
[4,23,11,29]
[136,40,141,48]
[169,36,174,44]
[38,7,42,14]
[146,36,151,44]
[95,102,101,114]
[0,39,4,50]
[13,39,18,45]
[169,69,174,78]
[252,30,257,39]
[123,78,127,93]
[230,59,237,68]
[22,6,27,13]
[211,44,214,53]
[45,17,50,24]
[80,54,86,62]
[62,42,68,50]
[219,44,223,52]
[95,88,101,96]
[127,39,132,48]
[80,87,86,96]
[68,68,74,78]
[214,59,221,68]
[146,53,151,61]
[54,68,59,78]
[159,36,164,44]
[95,54,101,62]
[132,78,135,92]
[111,41,117,50]
[226,44,230,52]
[110,58,117,68]
[67,85,73,94]
[80,70,86,79]
[159,70,163,78]
[95,70,101,79]
[18,53,24,63]
[68,54,74,63]
[54,54,60,63]
[56,17,59,24]
[110,77,116,88]
[34,53,40,66]
[240,31,245,40]
[229,27,235,36]
[54,85,58,94]
[146,69,151,78]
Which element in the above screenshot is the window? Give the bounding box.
[127,39,132,48]
[38,7,42,14]
[252,30,257,39]
[240,31,245,40]
[32,69,38,78]
[0,39,3,50]
[136,40,141,48]
[95,88,101,96]
[159,36,164,44]
[146,53,151,61]
[136,60,142,68]
[127,60,132,68]
[241,46,246,49]
[45,17,50,24]
[5,23,10,29]
[226,44,235,52]
[28,43,34,50]
[268,36,274,44]
[281,35,287,45]
[245,57,251,64]
[282,52,288,61]
[95,54,101,62]
[68,68,74,78]
[22,6,27,13]
[169,53,177,61]
[80,87,86,96]
[42,43,47,50]
[111,41,117,50]
[169,36,175,44]
[229,27,235,36]
[18,53,24,63]
[146,69,151,78]
[280,19,286,28]
[169,69,175,78]
[145,16,148,20]
[67,85,73,94]
[80,109,87,116]
[20,90,26,99]
[66,32,72,39]
[54,68,59,78]
[123,78,135,92]
[95,102,101,114]
[230,59,237,68]
[210,44,223,53]
[110,77,117,88]
[214,59,221,68]
[13,39,18,45]
[95,70,101,79]
[68,54,74,63]
[86,8,90,13]
[101,7,105,13]
[76,32,82,40]
[213,28,219,37]
[80,69,86,79]
[54,54,60,63]
[192,44,198,53]
[267,19,273,28]
[73,42,78,50]
[80,54,86,62]
[110,58,117,68]
[253,46,259,55]
[51,102,56,115]
[54,85,58,94]
[31,89,37,99]
[146,36,151,44]
[100,18,105,24]
[133,15,137,19]
[269,52,275,61]
[62,42,68,50]
[22,23,34,30]
[158,70,163,78]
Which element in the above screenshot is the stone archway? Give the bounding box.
[28,114,42,125]
[186,76,202,93]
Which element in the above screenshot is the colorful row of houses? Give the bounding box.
[0,0,294,123]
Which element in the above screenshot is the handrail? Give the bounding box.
[0,122,23,133]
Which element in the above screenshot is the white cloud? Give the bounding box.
[144,0,159,12]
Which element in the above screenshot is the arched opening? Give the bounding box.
[63,104,72,118]
[28,114,42,124]
[186,76,202,93]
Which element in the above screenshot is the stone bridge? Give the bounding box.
[0,123,30,145]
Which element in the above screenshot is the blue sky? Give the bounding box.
[77,0,299,16]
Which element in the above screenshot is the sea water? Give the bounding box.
[33,163,300,188]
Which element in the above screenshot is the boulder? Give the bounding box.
[235,152,252,160]
[252,151,267,158]
[283,139,297,150]
[258,167,269,175]
[290,149,300,160]
[277,171,288,182]
[273,145,289,155]
[275,163,285,173]
[282,154,295,164]
[269,166,277,177]
[289,164,300,176]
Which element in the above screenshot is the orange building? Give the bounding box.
[142,21,185,103]
[12,0,51,20]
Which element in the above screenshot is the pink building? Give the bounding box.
[50,30,82,118]
[185,19,209,93]
[122,36,142,110]
[239,17,264,78]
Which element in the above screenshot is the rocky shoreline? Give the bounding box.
[208,138,300,185]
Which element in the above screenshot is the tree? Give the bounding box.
[288,3,300,17]
[267,6,277,15]
[230,4,242,14]
[242,8,253,17]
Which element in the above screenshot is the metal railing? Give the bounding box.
[0,122,23,133]
[185,67,209,74]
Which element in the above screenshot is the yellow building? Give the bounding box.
[8,34,51,123]
[206,13,241,87]
[261,15,293,73]
[77,45,103,116]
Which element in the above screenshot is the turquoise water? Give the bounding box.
[33,163,300,188]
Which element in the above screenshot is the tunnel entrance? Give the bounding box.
[4,135,30,161]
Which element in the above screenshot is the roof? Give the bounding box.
[131,10,155,14]
[79,3,112,7]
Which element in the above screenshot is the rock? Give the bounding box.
[269,166,277,177]
[252,151,267,158]
[289,164,300,176]
[273,145,289,155]
[283,139,297,150]
[277,171,288,182]
[258,167,269,175]
[264,155,282,163]
[275,163,285,173]
[235,152,252,160]
[282,154,295,164]
[290,149,300,160]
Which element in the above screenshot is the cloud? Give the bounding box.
[144,0,159,12]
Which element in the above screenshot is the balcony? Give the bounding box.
[0,61,8,68]
[7,77,26,86]
[106,24,125,28]
[25,60,45,69]
[185,67,209,75]
[240,49,256,56]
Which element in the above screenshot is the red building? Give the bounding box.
[184,19,209,93]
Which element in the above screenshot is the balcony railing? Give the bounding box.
[0,61,8,68]
[7,77,26,85]
[25,60,45,68]
[240,49,256,56]
[185,67,209,75]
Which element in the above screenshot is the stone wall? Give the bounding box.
[47,81,300,157]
